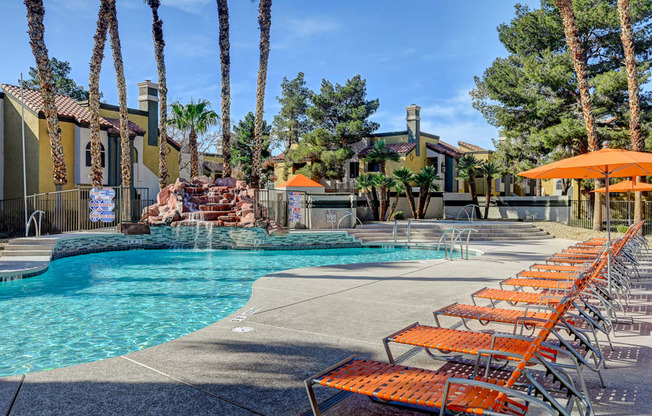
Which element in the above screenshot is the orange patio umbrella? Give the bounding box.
[520,145,652,243]
[592,179,652,226]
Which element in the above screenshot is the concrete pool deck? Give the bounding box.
[2,238,652,415]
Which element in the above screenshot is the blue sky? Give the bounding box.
[0,0,539,151]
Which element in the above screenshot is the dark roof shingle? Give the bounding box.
[358,142,416,157]
[104,117,146,136]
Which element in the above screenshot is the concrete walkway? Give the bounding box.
[1,238,651,415]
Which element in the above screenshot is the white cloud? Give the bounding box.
[273,16,342,50]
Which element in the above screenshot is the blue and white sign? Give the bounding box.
[90,210,101,222]
[99,211,115,223]
[90,187,116,222]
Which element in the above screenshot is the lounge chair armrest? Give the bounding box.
[440,377,561,416]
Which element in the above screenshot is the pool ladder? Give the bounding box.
[436,227,477,260]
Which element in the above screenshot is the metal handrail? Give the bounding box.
[392,219,398,242]
[452,228,478,259]
[456,204,481,223]
[335,211,363,229]
[436,228,460,260]
[26,210,45,238]
[406,220,412,243]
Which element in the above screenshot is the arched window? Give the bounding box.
[85,142,105,167]
[133,147,138,163]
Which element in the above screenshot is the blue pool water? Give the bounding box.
[0,247,449,377]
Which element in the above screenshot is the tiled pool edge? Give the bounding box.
[2,227,362,281]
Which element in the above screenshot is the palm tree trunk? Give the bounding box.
[217,0,231,178]
[417,184,429,219]
[363,189,375,219]
[251,0,272,189]
[618,0,644,224]
[469,173,482,219]
[89,0,110,188]
[106,0,131,222]
[484,176,492,219]
[24,0,67,189]
[149,0,168,190]
[402,181,417,219]
[189,128,199,178]
[370,186,379,220]
[555,0,601,231]
[387,192,401,220]
[378,186,387,221]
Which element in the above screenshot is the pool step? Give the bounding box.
[1,250,53,257]
[0,237,56,259]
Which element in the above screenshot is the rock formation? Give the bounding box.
[142,176,286,235]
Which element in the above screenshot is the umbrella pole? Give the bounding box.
[628,191,631,226]
[605,173,612,295]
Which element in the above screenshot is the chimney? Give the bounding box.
[137,80,159,146]
[406,104,421,157]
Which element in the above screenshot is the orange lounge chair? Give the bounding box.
[530,264,580,272]
[546,257,591,265]
[517,270,577,280]
[472,287,564,306]
[500,278,574,291]
[305,297,591,416]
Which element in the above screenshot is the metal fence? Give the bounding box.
[569,199,652,234]
[0,187,152,238]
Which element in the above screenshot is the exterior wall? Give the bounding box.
[478,195,570,222]
[3,94,40,198]
[38,117,76,193]
[73,125,109,188]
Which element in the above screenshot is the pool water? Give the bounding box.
[0,247,449,377]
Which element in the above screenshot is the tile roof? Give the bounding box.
[457,141,485,151]
[104,117,146,136]
[358,142,416,157]
[271,152,285,161]
[203,160,223,172]
[426,142,462,158]
[1,84,112,127]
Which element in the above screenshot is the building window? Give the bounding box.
[555,180,563,191]
[133,147,138,163]
[349,161,359,178]
[85,142,105,168]
[367,161,381,172]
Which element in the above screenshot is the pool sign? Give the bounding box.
[288,192,302,222]
[89,187,115,223]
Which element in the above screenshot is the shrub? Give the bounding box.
[391,211,405,220]
[617,224,629,233]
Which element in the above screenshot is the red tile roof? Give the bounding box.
[457,141,485,151]
[426,142,462,158]
[271,152,285,161]
[104,117,146,136]
[1,84,112,127]
[358,142,416,157]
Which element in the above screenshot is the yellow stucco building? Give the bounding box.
[0,80,180,200]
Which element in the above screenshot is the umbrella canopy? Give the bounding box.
[519,147,652,180]
[592,180,652,193]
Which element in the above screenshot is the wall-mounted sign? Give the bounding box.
[288,192,302,222]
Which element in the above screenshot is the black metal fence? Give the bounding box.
[0,187,152,238]
[569,199,652,234]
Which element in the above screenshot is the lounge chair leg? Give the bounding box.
[305,380,321,416]
[383,337,395,364]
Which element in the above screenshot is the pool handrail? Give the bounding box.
[456,204,481,223]
[436,228,460,260]
[26,210,45,238]
[452,228,478,259]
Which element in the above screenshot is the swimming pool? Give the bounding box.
[0,247,451,377]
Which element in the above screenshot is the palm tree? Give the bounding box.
[217,0,232,178]
[414,166,441,219]
[251,0,272,189]
[356,173,379,221]
[24,0,67,191]
[375,173,394,221]
[555,0,601,231]
[364,140,400,174]
[145,0,169,190]
[479,161,503,219]
[89,0,111,188]
[106,0,132,221]
[393,167,416,219]
[618,0,644,223]
[457,154,482,219]
[168,99,219,178]
[387,181,405,221]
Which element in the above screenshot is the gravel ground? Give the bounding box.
[533,221,625,241]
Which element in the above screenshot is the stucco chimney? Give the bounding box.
[137,80,159,146]
[406,104,421,157]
